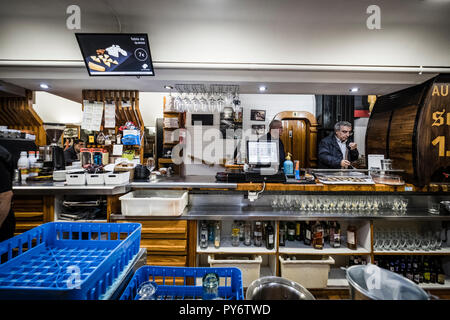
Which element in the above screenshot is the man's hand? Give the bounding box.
[348,142,357,150]
[340,160,351,168]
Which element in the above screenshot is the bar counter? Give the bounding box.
[13,175,450,194]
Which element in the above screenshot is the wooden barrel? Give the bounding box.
[366,75,450,186]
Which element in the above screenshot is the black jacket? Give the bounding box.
[0,145,15,241]
[318,133,359,169]
[258,132,285,169]
[64,145,79,165]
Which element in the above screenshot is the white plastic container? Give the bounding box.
[119,190,188,216]
[65,173,86,185]
[17,151,29,181]
[279,255,335,289]
[208,254,262,288]
[53,170,67,182]
[104,171,130,185]
[86,173,105,185]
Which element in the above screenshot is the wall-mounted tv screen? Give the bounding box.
[75,33,154,76]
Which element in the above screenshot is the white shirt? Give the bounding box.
[336,136,347,160]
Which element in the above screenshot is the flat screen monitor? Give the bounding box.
[247,141,279,166]
[75,33,154,76]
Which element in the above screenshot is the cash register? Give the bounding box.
[215,140,286,183]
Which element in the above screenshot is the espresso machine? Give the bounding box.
[41,123,66,172]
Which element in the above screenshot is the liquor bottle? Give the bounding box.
[244,221,252,246]
[295,222,302,241]
[430,259,437,284]
[304,221,312,246]
[239,221,245,242]
[287,222,296,242]
[330,221,341,248]
[266,222,275,250]
[200,222,209,249]
[208,222,215,244]
[323,221,330,244]
[389,259,395,273]
[437,259,446,285]
[406,257,413,281]
[254,221,263,247]
[214,221,221,249]
[279,222,286,247]
[312,221,324,250]
[231,220,240,247]
[263,222,268,244]
[349,255,355,266]
[412,257,420,284]
[423,257,431,283]
[418,257,424,284]
[346,225,357,250]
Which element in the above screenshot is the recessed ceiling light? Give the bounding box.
[40,83,50,89]
[350,87,359,92]
[259,86,267,92]
[164,85,174,90]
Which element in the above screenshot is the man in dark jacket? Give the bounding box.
[64,139,85,165]
[318,121,359,169]
[0,145,15,242]
[258,119,285,170]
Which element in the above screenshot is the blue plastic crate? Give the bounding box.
[120,266,244,300]
[0,222,141,300]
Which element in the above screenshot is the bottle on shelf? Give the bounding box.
[208,222,215,245]
[254,221,263,247]
[279,222,286,247]
[239,221,245,242]
[266,222,275,250]
[413,257,420,284]
[438,259,446,285]
[244,221,252,246]
[17,151,29,182]
[200,221,209,249]
[330,221,341,248]
[423,257,431,283]
[323,221,330,244]
[231,220,240,247]
[287,222,296,242]
[430,259,437,284]
[312,221,324,250]
[295,221,302,241]
[346,225,357,250]
[304,221,312,246]
[214,221,221,249]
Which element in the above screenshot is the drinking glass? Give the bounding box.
[137,281,158,300]
[209,92,218,112]
[174,93,183,112]
[191,91,201,112]
[200,91,209,112]
[216,91,225,113]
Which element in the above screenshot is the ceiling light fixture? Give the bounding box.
[350,87,359,92]
[40,83,50,89]
[259,86,267,92]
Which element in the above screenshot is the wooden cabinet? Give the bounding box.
[118,220,189,267]
[12,195,53,235]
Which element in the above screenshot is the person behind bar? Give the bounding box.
[64,139,85,165]
[318,121,359,169]
[258,119,286,170]
[0,145,15,242]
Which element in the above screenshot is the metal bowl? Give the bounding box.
[346,265,432,300]
[246,276,315,300]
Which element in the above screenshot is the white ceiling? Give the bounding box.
[0,0,448,101]
[0,65,438,102]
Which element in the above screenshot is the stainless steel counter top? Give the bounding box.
[12,182,130,195]
[131,175,238,189]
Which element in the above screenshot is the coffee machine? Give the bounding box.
[41,123,66,171]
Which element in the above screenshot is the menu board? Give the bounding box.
[76,33,154,76]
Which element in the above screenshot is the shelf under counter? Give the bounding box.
[279,242,371,255]
[110,206,450,221]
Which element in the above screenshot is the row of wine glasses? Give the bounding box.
[373,227,444,252]
[166,84,241,114]
[271,195,408,213]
